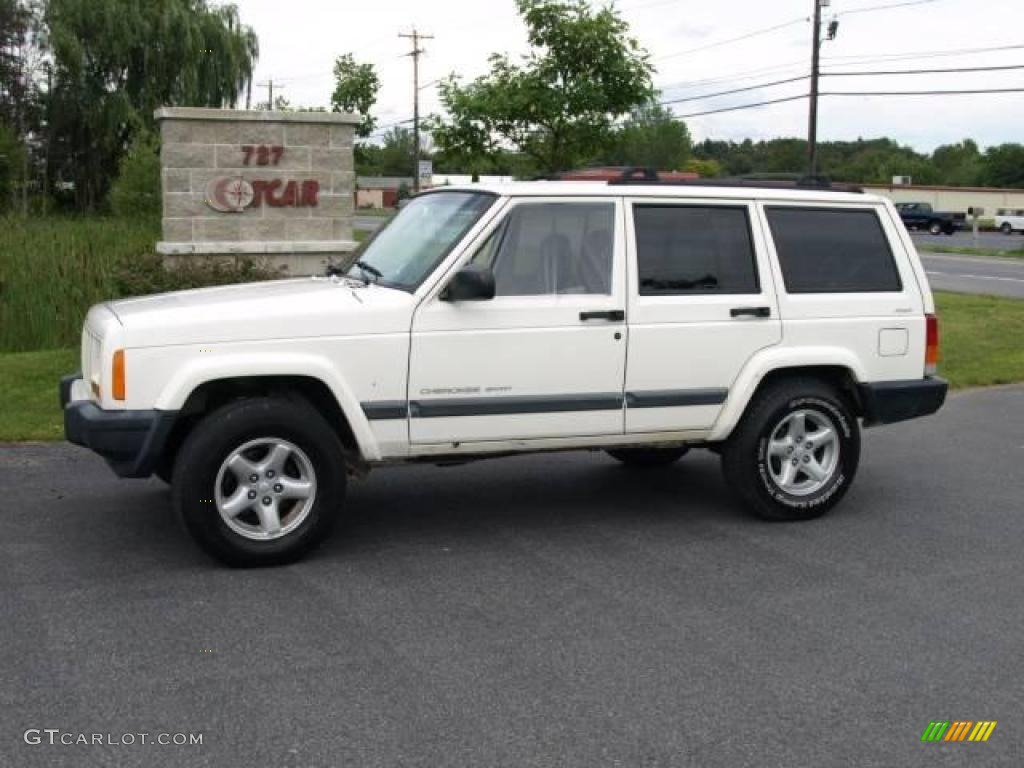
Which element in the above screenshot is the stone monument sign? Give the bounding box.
[155,107,360,275]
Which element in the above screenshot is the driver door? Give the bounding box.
[408,198,628,445]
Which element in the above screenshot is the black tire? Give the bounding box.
[154,461,174,485]
[1001,222,1013,235]
[721,378,860,522]
[928,221,942,235]
[606,446,690,468]
[172,396,347,567]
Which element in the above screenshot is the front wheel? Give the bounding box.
[928,221,943,235]
[721,379,860,521]
[173,396,347,566]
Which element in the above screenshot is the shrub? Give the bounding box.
[109,131,162,219]
[0,215,282,353]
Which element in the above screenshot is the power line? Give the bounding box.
[667,86,1024,120]
[669,94,809,120]
[658,44,1024,95]
[655,17,808,61]
[822,87,1024,96]
[835,0,940,17]
[822,43,1024,63]
[661,75,809,105]
[659,62,1024,109]
[823,63,1024,77]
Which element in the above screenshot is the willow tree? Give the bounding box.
[46,0,258,208]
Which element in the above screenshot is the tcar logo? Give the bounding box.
[205,177,255,213]
[204,176,320,213]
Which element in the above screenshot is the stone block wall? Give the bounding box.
[155,107,360,275]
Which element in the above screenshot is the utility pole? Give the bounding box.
[807,0,824,178]
[399,27,433,193]
[256,79,282,110]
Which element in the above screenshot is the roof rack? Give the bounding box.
[607,168,864,193]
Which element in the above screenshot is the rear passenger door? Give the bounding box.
[623,199,782,433]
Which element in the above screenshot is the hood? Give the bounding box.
[108,277,415,348]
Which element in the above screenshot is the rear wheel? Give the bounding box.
[721,378,860,521]
[1002,222,1013,235]
[606,446,689,467]
[172,396,347,566]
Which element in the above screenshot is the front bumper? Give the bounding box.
[61,374,177,478]
[859,376,948,426]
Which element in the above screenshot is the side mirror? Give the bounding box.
[442,264,496,302]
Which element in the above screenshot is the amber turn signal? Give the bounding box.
[112,349,126,401]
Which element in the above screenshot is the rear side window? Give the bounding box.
[766,207,902,293]
[633,205,759,295]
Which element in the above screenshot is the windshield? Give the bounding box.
[348,191,496,290]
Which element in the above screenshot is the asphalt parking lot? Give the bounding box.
[2,385,1022,768]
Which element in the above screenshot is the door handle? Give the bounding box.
[580,310,625,322]
[730,306,771,319]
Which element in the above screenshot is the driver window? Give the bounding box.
[472,202,615,296]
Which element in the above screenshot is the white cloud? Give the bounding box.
[234,0,1024,152]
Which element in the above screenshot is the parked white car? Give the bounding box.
[62,178,947,566]
[994,208,1024,235]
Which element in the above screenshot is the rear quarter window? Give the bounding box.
[765,207,902,294]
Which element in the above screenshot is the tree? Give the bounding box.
[981,144,1024,188]
[109,128,160,218]
[430,0,653,175]
[931,139,982,187]
[0,120,27,210]
[603,103,690,170]
[356,127,415,177]
[45,0,258,208]
[330,53,379,138]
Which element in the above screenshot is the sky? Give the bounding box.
[232,0,1024,153]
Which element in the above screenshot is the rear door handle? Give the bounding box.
[580,310,625,322]
[730,306,771,318]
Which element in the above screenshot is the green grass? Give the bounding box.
[918,243,1024,259]
[354,207,395,218]
[2,291,1022,442]
[934,291,1024,388]
[0,215,161,352]
[0,348,77,441]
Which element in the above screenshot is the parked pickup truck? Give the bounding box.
[894,202,965,235]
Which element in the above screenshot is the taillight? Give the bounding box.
[925,313,939,376]
[112,349,126,401]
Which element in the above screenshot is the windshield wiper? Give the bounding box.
[354,260,383,282]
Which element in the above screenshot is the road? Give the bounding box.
[910,230,1023,251]
[2,385,1022,767]
[920,252,1024,299]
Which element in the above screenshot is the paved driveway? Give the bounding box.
[2,386,1022,767]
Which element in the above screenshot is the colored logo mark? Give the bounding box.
[921,721,997,742]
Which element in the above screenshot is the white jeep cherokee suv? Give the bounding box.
[61,178,947,566]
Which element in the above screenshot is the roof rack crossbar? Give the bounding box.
[607,175,864,194]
